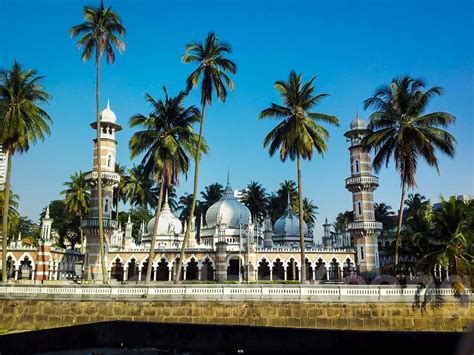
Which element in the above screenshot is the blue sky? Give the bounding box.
[1,0,473,238]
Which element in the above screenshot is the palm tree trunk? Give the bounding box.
[394,180,407,266]
[146,172,165,284]
[296,155,306,283]
[79,215,84,254]
[1,150,12,283]
[175,104,206,283]
[95,48,107,284]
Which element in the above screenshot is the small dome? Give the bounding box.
[350,114,367,130]
[146,196,182,236]
[101,100,117,123]
[205,179,251,228]
[273,196,308,237]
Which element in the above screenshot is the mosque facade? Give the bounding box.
[0,103,383,283]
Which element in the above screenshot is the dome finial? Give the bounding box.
[286,192,291,210]
[45,205,50,219]
[107,99,110,109]
[226,166,230,186]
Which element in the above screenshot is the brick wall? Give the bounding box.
[0,299,472,334]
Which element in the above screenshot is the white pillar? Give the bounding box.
[339,266,343,280]
[326,268,330,281]
[124,268,128,281]
[269,268,273,281]
[168,268,172,281]
[138,269,142,281]
[198,267,202,281]
[183,269,187,281]
[313,268,316,281]
[445,266,449,281]
[284,267,287,281]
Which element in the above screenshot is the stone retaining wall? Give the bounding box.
[1,299,472,334]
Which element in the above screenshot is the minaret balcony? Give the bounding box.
[348,221,382,231]
[345,175,379,191]
[85,171,121,183]
[81,218,118,230]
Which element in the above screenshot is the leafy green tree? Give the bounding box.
[241,181,268,223]
[177,32,236,283]
[70,1,126,283]
[61,171,90,251]
[123,164,157,209]
[333,211,352,234]
[415,197,473,292]
[266,193,283,223]
[363,76,456,265]
[260,70,339,282]
[0,190,20,242]
[117,206,153,242]
[41,201,81,249]
[0,62,52,282]
[130,88,206,283]
[302,198,318,230]
[200,183,224,222]
[113,163,128,219]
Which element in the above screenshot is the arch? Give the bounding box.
[271,258,285,281]
[185,257,199,281]
[108,255,125,271]
[270,255,283,265]
[201,257,214,281]
[126,257,139,281]
[283,254,298,266]
[17,253,35,269]
[257,258,271,281]
[110,257,124,281]
[226,254,244,281]
[107,154,113,168]
[226,254,245,267]
[286,258,299,281]
[155,258,170,281]
[125,254,140,267]
[305,258,313,281]
[314,257,327,281]
[329,257,341,281]
[184,254,198,266]
[198,254,215,268]
[18,255,34,280]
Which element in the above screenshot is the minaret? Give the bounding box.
[82,100,122,281]
[36,205,53,281]
[344,114,382,278]
[322,218,331,248]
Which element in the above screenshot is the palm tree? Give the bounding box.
[259,71,339,282]
[266,193,283,223]
[277,180,298,211]
[0,62,52,283]
[61,171,91,252]
[333,212,351,234]
[113,163,128,219]
[123,164,157,209]
[70,1,125,283]
[302,198,318,230]
[130,88,206,284]
[363,76,456,265]
[177,193,198,223]
[405,193,428,217]
[0,189,20,242]
[415,197,472,292]
[241,181,268,223]
[177,32,237,283]
[200,183,224,221]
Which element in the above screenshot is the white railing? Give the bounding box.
[345,176,379,187]
[0,285,469,303]
[348,221,383,230]
[85,171,120,182]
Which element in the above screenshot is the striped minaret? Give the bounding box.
[36,206,53,281]
[344,114,382,278]
[82,101,121,281]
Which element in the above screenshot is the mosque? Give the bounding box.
[0,102,384,283]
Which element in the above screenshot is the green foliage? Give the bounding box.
[0,190,20,241]
[200,183,223,221]
[41,200,81,248]
[61,171,90,220]
[117,206,153,242]
[241,181,268,223]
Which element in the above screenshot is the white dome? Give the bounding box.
[146,198,182,236]
[350,114,367,130]
[205,182,251,228]
[101,100,117,123]
[273,198,308,237]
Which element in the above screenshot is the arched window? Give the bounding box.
[358,202,362,215]
[360,246,365,260]
[104,199,109,213]
[355,160,359,173]
[107,154,112,168]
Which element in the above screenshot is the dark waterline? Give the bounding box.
[0,321,468,355]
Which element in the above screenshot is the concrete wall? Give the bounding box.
[0,299,472,334]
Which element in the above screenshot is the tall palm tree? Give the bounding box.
[130,88,206,284]
[200,183,224,220]
[177,193,197,224]
[241,181,268,223]
[70,1,125,283]
[333,212,351,234]
[0,62,51,283]
[302,197,318,230]
[0,189,20,242]
[123,164,157,209]
[363,76,456,265]
[61,171,91,252]
[374,202,395,230]
[177,32,236,283]
[259,71,339,282]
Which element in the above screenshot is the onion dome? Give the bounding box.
[101,100,117,123]
[205,174,251,228]
[273,195,308,237]
[350,112,367,130]
[146,193,182,236]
